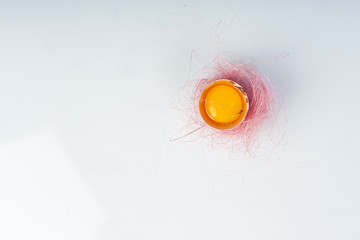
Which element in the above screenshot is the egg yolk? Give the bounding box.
[204,85,243,123]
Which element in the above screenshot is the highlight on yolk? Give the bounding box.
[199,79,249,130]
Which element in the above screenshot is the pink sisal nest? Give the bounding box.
[176,58,278,156]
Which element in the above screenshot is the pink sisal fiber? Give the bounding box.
[174,57,279,157]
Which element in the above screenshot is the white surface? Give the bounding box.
[0,1,360,239]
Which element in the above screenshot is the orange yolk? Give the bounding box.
[204,85,243,123]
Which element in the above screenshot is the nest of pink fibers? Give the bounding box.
[175,59,278,156]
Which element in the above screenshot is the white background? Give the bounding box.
[0,1,359,239]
